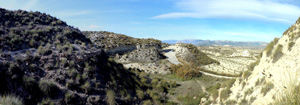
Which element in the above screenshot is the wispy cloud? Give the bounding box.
[152,0,300,24]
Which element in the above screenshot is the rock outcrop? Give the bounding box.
[117,47,166,63]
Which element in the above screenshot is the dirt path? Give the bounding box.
[199,70,236,79]
[164,50,182,65]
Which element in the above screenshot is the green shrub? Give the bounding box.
[245,87,254,96]
[39,80,58,96]
[226,100,237,105]
[81,81,91,93]
[106,89,116,105]
[248,59,260,71]
[23,76,36,91]
[261,82,274,96]
[242,70,252,79]
[220,88,231,100]
[265,38,279,57]
[0,94,23,105]
[170,63,202,80]
[206,83,221,100]
[142,100,152,105]
[288,42,295,51]
[136,89,145,99]
[38,98,54,105]
[272,45,283,63]
[177,92,207,105]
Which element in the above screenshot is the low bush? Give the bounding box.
[272,45,283,63]
[206,83,221,100]
[106,89,116,105]
[81,81,91,93]
[265,38,279,57]
[170,63,202,80]
[261,82,274,96]
[39,80,58,97]
[177,92,207,105]
[288,42,295,51]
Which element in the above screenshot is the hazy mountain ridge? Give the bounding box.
[163,39,267,48]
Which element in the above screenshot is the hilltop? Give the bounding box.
[0,8,177,105]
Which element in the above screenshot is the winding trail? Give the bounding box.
[164,50,182,65]
[199,71,236,79]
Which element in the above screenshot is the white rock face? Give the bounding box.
[222,22,300,104]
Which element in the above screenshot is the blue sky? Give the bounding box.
[1,0,300,42]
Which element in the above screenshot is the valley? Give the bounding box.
[1,6,300,105]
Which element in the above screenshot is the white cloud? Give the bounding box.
[152,0,300,24]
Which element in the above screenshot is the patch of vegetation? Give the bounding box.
[225,100,237,105]
[39,80,58,97]
[220,79,236,101]
[274,84,300,105]
[288,42,295,51]
[0,94,23,105]
[261,82,274,96]
[265,38,279,57]
[206,83,221,100]
[244,87,254,96]
[180,44,219,65]
[83,31,162,49]
[170,63,202,80]
[106,89,116,105]
[272,44,283,63]
[255,77,265,86]
[248,59,260,71]
[177,92,208,105]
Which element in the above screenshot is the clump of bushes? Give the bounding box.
[265,38,279,57]
[272,44,283,63]
[177,92,208,105]
[288,42,295,51]
[206,83,221,100]
[106,89,116,105]
[39,80,58,97]
[220,79,236,100]
[261,82,274,96]
[170,63,202,80]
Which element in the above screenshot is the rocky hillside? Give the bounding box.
[0,8,176,105]
[83,31,163,54]
[212,18,300,104]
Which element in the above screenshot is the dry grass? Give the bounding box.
[0,94,23,105]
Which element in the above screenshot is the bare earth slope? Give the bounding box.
[219,18,300,104]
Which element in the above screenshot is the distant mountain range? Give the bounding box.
[162,39,268,49]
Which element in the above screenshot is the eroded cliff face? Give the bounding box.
[220,18,300,105]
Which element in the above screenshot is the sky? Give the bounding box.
[1,0,300,42]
